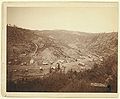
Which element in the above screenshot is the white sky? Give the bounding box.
[7,3,118,33]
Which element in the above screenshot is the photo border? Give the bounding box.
[1,1,119,98]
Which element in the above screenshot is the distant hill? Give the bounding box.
[7,25,117,73]
[7,25,83,66]
[34,29,117,57]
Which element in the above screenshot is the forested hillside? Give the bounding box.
[7,25,117,92]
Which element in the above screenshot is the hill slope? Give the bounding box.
[7,25,117,80]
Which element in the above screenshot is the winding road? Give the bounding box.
[33,42,38,56]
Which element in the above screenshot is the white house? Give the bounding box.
[30,59,34,64]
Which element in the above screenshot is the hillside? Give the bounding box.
[7,25,118,92]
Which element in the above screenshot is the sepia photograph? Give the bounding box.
[4,2,118,95]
